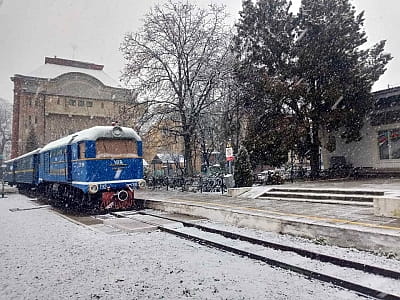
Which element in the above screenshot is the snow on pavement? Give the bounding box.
[1,194,369,299]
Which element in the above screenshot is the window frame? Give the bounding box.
[68,99,76,106]
[78,142,86,159]
[378,128,400,160]
[95,138,138,158]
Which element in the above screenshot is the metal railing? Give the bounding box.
[145,175,227,194]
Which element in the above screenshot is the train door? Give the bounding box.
[66,145,72,182]
[33,154,39,184]
[43,152,50,176]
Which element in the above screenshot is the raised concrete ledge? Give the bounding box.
[227,188,251,197]
[258,196,373,206]
[144,198,400,255]
[0,185,18,194]
[374,197,400,217]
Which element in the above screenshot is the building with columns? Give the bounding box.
[11,57,130,158]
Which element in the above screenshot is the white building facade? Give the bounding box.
[322,86,400,172]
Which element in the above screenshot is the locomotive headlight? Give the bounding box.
[112,126,123,137]
[117,190,129,201]
[139,179,146,188]
[88,184,99,194]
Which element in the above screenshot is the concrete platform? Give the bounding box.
[137,178,400,255]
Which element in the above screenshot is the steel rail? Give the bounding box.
[69,207,400,299]
[138,211,400,280]
[107,210,400,299]
[9,205,51,212]
[158,225,400,300]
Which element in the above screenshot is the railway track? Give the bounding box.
[18,199,399,299]
[110,210,400,300]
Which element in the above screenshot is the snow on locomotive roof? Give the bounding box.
[4,148,41,163]
[40,126,141,152]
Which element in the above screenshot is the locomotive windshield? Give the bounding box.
[96,138,138,158]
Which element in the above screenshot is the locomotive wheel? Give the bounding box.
[78,193,88,209]
[66,187,75,206]
[76,190,100,212]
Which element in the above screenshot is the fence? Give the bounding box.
[145,175,227,194]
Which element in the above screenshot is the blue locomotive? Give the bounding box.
[4,125,146,210]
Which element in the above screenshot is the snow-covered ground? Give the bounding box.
[0,193,388,299]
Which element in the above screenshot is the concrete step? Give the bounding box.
[262,191,374,203]
[258,196,373,207]
[270,188,384,196]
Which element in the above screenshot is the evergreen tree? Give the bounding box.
[234,146,253,187]
[244,114,289,168]
[233,0,300,168]
[234,0,295,110]
[25,128,38,153]
[295,0,392,176]
[234,0,392,177]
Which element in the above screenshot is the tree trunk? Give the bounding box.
[183,134,194,176]
[309,120,320,179]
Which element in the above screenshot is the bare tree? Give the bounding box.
[0,98,12,161]
[196,72,245,173]
[120,0,232,176]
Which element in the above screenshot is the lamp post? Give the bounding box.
[202,143,208,174]
[0,154,5,198]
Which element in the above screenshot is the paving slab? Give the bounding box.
[103,218,159,232]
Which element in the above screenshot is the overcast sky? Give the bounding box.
[0,0,399,102]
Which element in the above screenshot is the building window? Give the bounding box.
[378,129,400,160]
[86,101,93,107]
[28,116,31,124]
[68,99,76,106]
[101,102,104,109]
[57,98,61,105]
[326,135,336,152]
[34,116,37,124]
[78,100,85,107]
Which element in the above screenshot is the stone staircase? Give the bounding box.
[258,187,385,206]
